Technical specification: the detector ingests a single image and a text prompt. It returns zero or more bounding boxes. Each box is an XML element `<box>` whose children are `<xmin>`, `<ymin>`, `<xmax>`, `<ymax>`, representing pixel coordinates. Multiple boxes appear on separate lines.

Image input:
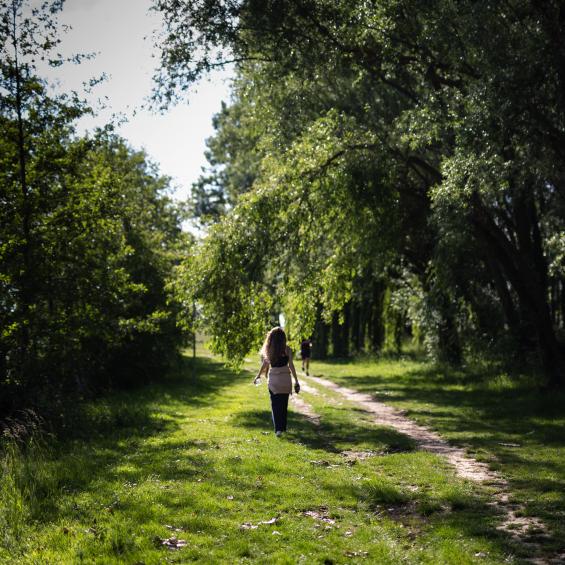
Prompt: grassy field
<box><xmin>311</xmin><ymin>355</ymin><xmax>565</xmax><ymax>557</ymax></box>
<box><xmin>1</xmin><ymin>350</ymin><xmax>562</xmax><ymax>564</ymax></box>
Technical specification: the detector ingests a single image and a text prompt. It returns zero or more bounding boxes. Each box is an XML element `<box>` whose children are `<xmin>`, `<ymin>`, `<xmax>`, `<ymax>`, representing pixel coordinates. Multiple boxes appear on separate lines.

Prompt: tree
<box><xmin>1</xmin><ymin>1</ymin><xmax>188</xmax><ymax>416</ymax></box>
<box><xmin>154</xmin><ymin>0</ymin><xmax>565</xmax><ymax>383</ymax></box>
<box><xmin>1</xmin><ymin>0</ymin><xmax>88</xmax><ymax>403</ymax></box>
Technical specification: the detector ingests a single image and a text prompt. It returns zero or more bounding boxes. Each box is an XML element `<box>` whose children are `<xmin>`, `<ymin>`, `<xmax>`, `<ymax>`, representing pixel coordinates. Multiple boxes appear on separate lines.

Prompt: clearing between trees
<box><xmin>2</xmin><ymin>352</ymin><xmax>564</xmax><ymax>564</ymax></box>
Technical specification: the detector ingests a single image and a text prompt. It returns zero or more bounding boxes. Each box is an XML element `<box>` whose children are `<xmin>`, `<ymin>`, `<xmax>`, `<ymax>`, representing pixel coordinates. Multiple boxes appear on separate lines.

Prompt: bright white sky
<box><xmin>47</xmin><ymin>0</ymin><xmax>233</xmax><ymax>201</ymax></box>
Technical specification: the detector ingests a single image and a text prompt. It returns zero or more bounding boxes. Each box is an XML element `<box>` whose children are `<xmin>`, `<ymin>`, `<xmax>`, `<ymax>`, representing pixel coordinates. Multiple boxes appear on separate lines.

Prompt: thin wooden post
<box><xmin>192</xmin><ymin>299</ymin><xmax>196</xmax><ymax>378</ymax></box>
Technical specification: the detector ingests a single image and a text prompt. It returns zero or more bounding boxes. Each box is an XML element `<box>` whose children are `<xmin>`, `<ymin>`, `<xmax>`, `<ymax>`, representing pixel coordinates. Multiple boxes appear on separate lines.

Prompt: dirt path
<box><xmin>290</xmin><ymin>392</ymin><xmax>321</xmax><ymax>426</ymax></box>
<box><xmin>305</xmin><ymin>374</ymin><xmax>561</xmax><ymax>564</ymax></box>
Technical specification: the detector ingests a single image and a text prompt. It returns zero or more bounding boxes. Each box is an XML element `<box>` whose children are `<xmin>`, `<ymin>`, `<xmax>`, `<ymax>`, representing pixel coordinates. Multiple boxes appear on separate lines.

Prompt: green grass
<box><xmin>311</xmin><ymin>355</ymin><xmax>565</xmax><ymax>558</ymax></box>
<box><xmin>0</xmin><ymin>350</ymin><xmax>553</xmax><ymax>564</ymax></box>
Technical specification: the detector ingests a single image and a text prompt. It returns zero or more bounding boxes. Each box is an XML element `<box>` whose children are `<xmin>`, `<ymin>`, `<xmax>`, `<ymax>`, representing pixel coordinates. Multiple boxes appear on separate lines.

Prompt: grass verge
<box><xmin>310</xmin><ymin>355</ymin><xmax>565</xmax><ymax>559</ymax></box>
<box><xmin>0</xmin><ymin>351</ymin><xmax>544</xmax><ymax>564</ymax></box>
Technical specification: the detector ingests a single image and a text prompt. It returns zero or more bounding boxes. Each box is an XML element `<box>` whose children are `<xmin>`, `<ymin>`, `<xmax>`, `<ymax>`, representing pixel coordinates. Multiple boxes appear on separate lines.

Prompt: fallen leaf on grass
<box><xmin>272</xmin><ymin>531</ymin><xmax>281</xmax><ymax>535</ymax></box>
<box><xmin>161</xmin><ymin>536</ymin><xmax>188</xmax><ymax>550</ymax></box>
<box><xmin>240</xmin><ymin>522</ymin><xmax>259</xmax><ymax>530</ymax></box>
<box><xmin>340</xmin><ymin>450</ymin><xmax>378</xmax><ymax>462</ymax></box>
<box><xmin>309</xmin><ymin>460</ymin><xmax>341</xmax><ymax>468</ymax></box>
<box><xmin>226</xmin><ymin>495</ymin><xmax>234</xmax><ymax>500</ymax></box>
<box><xmin>164</xmin><ymin>525</ymin><xmax>183</xmax><ymax>532</ymax></box>
<box><xmin>302</xmin><ymin>510</ymin><xmax>336</xmax><ymax>525</ymax></box>
<box><xmin>344</xmin><ymin>530</ymin><xmax>353</xmax><ymax>537</ymax></box>
<box><xmin>345</xmin><ymin>550</ymin><xmax>368</xmax><ymax>558</ymax></box>
<box><xmin>240</xmin><ymin>517</ymin><xmax>279</xmax><ymax>530</ymax></box>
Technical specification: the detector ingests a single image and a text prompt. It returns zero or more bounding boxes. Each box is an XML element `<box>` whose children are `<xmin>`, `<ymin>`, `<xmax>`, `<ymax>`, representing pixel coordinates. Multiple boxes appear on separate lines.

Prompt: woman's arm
<box><xmin>287</xmin><ymin>348</ymin><xmax>299</xmax><ymax>384</ymax></box>
<box><xmin>253</xmin><ymin>358</ymin><xmax>269</xmax><ymax>384</ymax></box>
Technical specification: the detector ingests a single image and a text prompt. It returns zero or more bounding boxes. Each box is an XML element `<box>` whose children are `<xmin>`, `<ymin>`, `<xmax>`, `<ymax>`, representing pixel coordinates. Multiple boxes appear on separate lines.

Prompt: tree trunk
<box><xmin>483</xmin><ymin>249</ymin><xmax>535</xmax><ymax>351</ymax></box>
<box><xmin>437</xmin><ymin>304</ymin><xmax>462</xmax><ymax>365</ymax></box>
<box><xmin>471</xmin><ymin>193</ymin><xmax>565</xmax><ymax>386</ymax></box>
<box><xmin>343</xmin><ymin>302</ymin><xmax>351</xmax><ymax>357</ymax></box>
<box><xmin>331</xmin><ymin>308</ymin><xmax>349</xmax><ymax>358</ymax></box>
<box><xmin>369</xmin><ymin>281</ymin><xmax>384</xmax><ymax>352</ymax></box>
<box><xmin>11</xmin><ymin>2</ymin><xmax>32</xmax><ymax>383</ymax></box>
<box><xmin>359</xmin><ymin>301</ymin><xmax>366</xmax><ymax>352</ymax></box>
<box><xmin>351</xmin><ymin>302</ymin><xmax>362</xmax><ymax>352</ymax></box>
<box><xmin>561</xmin><ymin>280</ymin><xmax>565</xmax><ymax>332</ymax></box>
<box><xmin>313</xmin><ymin>308</ymin><xmax>329</xmax><ymax>359</ymax></box>
<box><xmin>331</xmin><ymin>311</ymin><xmax>340</xmax><ymax>357</ymax></box>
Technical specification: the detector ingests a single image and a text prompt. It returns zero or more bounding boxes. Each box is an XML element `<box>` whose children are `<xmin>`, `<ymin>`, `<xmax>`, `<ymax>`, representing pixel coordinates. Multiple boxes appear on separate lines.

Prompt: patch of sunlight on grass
<box><xmin>313</xmin><ymin>354</ymin><xmax>565</xmax><ymax>559</ymax></box>
<box><xmin>0</xmin><ymin>353</ymin><xmax>539</xmax><ymax>563</ymax></box>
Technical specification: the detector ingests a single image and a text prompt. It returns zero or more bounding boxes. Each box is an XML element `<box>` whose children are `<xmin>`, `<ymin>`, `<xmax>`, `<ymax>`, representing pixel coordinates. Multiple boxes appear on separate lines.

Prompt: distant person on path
<box><xmin>253</xmin><ymin>327</ymin><xmax>300</xmax><ymax>437</ymax></box>
<box><xmin>300</xmin><ymin>338</ymin><xmax>312</xmax><ymax>375</ymax></box>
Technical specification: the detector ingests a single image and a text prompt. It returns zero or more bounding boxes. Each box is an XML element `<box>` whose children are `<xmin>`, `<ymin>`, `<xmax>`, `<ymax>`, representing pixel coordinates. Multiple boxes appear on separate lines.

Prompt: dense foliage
<box><xmin>0</xmin><ymin>0</ymin><xmax>188</xmax><ymax>418</ymax></box>
<box><xmin>155</xmin><ymin>0</ymin><xmax>565</xmax><ymax>384</ymax></box>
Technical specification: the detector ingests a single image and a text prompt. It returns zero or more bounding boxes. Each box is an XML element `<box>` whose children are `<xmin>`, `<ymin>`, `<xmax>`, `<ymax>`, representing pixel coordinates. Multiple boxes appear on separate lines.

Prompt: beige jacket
<box><xmin>267</xmin><ymin>348</ymin><xmax>293</xmax><ymax>394</ymax></box>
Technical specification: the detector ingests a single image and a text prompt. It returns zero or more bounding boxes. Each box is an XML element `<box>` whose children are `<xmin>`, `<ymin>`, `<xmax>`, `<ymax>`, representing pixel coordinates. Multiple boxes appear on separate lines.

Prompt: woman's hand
<box><xmin>253</xmin><ymin>376</ymin><xmax>261</xmax><ymax>385</ymax></box>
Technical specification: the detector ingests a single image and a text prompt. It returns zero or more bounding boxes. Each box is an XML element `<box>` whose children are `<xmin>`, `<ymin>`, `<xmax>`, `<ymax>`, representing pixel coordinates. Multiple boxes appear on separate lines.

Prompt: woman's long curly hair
<box><xmin>260</xmin><ymin>327</ymin><xmax>287</xmax><ymax>364</ymax></box>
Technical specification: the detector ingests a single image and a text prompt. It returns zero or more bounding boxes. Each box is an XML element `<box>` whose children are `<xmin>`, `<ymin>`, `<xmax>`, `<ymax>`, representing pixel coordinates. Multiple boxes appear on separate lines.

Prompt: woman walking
<box><xmin>253</xmin><ymin>327</ymin><xmax>300</xmax><ymax>437</ymax></box>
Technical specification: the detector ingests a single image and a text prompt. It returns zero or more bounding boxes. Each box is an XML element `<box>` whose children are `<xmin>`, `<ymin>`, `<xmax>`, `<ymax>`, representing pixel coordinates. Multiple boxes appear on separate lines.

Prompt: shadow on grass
<box><xmin>58</xmin><ymin>355</ymin><xmax>242</xmax><ymax>439</ymax></box>
<box><xmin>358</xmin><ymin>473</ymin><xmax>559</xmax><ymax>559</ymax></box>
<box><xmin>27</xmin><ymin>355</ymin><xmax>246</xmax><ymax>523</ymax></box>
<box><xmin>360</xmin><ymin>476</ymin><xmax>502</xmax><ymax>537</ymax></box>
<box><xmin>233</xmin><ymin>409</ymin><xmax>530</xmax><ymax>559</ymax></box>
<box><xmin>233</xmin><ymin>407</ymin><xmax>416</xmax><ymax>455</ymax></box>
<box><xmin>317</xmin><ymin>359</ymin><xmax>565</xmax><ymax>554</ymax></box>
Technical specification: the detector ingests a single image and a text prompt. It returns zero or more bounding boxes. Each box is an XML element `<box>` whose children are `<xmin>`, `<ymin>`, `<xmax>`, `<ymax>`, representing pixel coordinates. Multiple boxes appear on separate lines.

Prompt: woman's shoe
<box><xmin>275</xmin><ymin>431</ymin><xmax>283</xmax><ymax>437</ymax></box>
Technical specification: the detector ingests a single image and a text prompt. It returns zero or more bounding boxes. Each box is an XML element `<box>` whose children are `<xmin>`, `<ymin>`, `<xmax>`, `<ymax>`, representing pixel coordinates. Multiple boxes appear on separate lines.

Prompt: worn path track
<box><xmin>302</xmin><ymin>374</ymin><xmax>562</xmax><ymax>565</ymax></box>
<box><xmin>290</xmin><ymin>392</ymin><xmax>321</xmax><ymax>426</ymax></box>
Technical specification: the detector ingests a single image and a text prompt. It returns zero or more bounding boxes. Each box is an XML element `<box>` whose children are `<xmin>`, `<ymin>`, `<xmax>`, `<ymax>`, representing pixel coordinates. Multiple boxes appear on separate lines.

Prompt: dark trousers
<box><xmin>269</xmin><ymin>390</ymin><xmax>289</xmax><ymax>432</ymax></box>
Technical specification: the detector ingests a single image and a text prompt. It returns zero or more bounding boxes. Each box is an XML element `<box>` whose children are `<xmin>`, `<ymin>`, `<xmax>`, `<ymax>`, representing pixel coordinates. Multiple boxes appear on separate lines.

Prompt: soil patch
<box><xmin>340</xmin><ymin>449</ymin><xmax>379</xmax><ymax>463</ymax></box>
<box><xmin>291</xmin><ymin>394</ymin><xmax>321</xmax><ymax>426</ymax></box>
